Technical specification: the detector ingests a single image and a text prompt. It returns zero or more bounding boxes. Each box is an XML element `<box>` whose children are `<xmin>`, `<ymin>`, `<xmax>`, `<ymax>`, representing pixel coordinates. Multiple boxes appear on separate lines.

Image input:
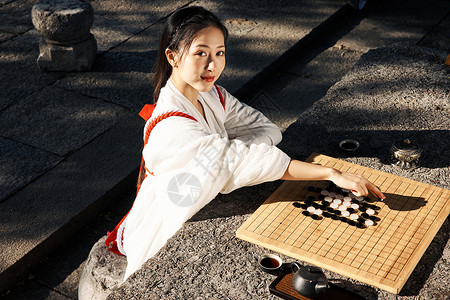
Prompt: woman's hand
<box><xmin>328</xmin><ymin>169</ymin><xmax>385</xmax><ymax>199</ymax></box>
<box><xmin>281</xmin><ymin>159</ymin><xmax>385</xmax><ymax>199</ymax></box>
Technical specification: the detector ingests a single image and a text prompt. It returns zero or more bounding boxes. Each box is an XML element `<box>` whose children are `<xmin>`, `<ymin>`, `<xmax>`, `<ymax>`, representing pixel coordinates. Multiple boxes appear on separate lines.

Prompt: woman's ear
<box><xmin>165</xmin><ymin>48</ymin><xmax>178</xmax><ymax>68</ymax></box>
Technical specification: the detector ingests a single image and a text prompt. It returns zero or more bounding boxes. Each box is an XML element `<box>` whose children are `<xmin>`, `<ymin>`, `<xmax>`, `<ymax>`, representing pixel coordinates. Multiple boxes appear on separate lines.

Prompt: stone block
<box><xmin>31</xmin><ymin>0</ymin><xmax>94</xmax><ymax>44</ymax></box>
<box><xmin>31</xmin><ymin>0</ymin><xmax>97</xmax><ymax>71</ymax></box>
<box><xmin>78</xmin><ymin>236</ymin><xmax>127</xmax><ymax>300</ymax></box>
<box><xmin>37</xmin><ymin>34</ymin><xmax>97</xmax><ymax>71</ymax></box>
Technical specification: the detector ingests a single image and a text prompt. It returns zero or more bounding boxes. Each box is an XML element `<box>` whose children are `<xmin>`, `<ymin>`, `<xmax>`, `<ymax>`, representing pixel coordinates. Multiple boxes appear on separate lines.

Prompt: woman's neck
<box><xmin>169</xmin><ymin>75</ymin><xmax>199</xmax><ymax>105</ymax></box>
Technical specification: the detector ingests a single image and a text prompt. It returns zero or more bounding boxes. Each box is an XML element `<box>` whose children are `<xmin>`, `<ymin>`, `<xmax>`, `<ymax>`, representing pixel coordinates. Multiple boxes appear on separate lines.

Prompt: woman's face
<box><xmin>168</xmin><ymin>26</ymin><xmax>226</xmax><ymax>99</ymax></box>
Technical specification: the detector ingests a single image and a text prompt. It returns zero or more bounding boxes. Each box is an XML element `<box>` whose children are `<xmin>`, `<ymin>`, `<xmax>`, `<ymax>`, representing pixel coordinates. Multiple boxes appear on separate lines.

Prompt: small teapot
<box><xmin>291</xmin><ymin>263</ymin><xmax>329</xmax><ymax>298</ymax></box>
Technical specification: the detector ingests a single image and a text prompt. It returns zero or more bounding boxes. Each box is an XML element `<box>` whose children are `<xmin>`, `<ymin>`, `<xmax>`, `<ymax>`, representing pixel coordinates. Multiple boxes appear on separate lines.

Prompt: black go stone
<box><xmin>339</xmin><ymin>217</ymin><xmax>348</xmax><ymax>222</ymax></box>
<box><xmin>334</xmin><ymin>210</ymin><xmax>342</xmax><ymax>216</ymax></box>
<box><xmin>300</xmin><ymin>204</ymin><xmax>308</xmax><ymax>209</ymax></box>
<box><xmin>331</xmin><ymin>215</ymin><xmax>339</xmax><ymax>220</ymax></box>
<box><xmin>312</xmin><ymin>203</ymin><xmax>320</xmax><ymax>209</ymax></box>
<box><xmin>356</xmin><ymin>223</ymin><xmax>366</xmax><ymax>229</ymax></box>
<box><xmin>359</xmin><ymin>206</ymin><xmax>367</xmax><ymax>212</ymax></box>
<box><xmin>323</xmin><ymin>212</ymin><xmax>331</xmax><ymax>218</ymax></box>
<box><xmin>321</xmin><ymin>201</ymin><xmax>329</xmax><ymax>207</ymax></box>
<box><xmin>348</xmin><ymin>208</ymin><xmax>355</xmax><ymax>214</ymax></box>
<box><xmin>318</xmin><ymin>194</ymin><xmax>325</xmax><ymax>200</ymax></box>
<box><xmin>327</xmin><ymin>207</ymin><xmax>335</xmax><ymax>212</ymax></box>
<box><xmin>293</xmin><ymin>202</ymin><xmax>302</xmax><ymax>208</ymax></box>
<box><xmin>307</xmin><ymin>186</ymin><xmax>315</xmax><ymax>192</ymax></box>
<box><xmin>307</xmin><ymin>195</ymin><xmax>315</xmax><ymax>201</ymax></box>
<box><xmin>351</xmin><ymin>199</ymin><xmax>360</xmax><ymax>204</ymax></box>
<box><xmin>348</xmin><ymin>220</ymin><xmax>357</xmax><ymax>226</ymax></box>
<box><xmin>361</xmin><ymin>213</ymin><xmax>370</xmax><ymax>219</ymax></box>
<box><xmin>311</xmin><ymin>214</ymin><xmax>321</xmax><ymax>220</ymax></box>
<box><xmin>302</xmin><ymin>211</ymin><xmax>310</xmax><ymax>216</ymax></box>
<box><xmin>369</xmin><ymin>216</ymin><xmax>380</xmax><ymax>221</ymax></box>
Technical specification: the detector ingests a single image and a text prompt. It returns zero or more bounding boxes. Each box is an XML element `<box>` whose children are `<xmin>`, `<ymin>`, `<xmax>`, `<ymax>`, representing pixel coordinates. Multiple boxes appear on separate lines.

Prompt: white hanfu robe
<box><xmin>122</xmin><ymin>80</ymin><xmax>291</xmax><ymax>280</ymax></box>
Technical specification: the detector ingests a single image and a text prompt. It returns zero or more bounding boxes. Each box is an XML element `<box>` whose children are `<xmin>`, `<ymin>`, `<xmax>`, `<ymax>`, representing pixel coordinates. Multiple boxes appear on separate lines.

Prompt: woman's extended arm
<box><xmin>281</xmin><ymin>159</ymin><xmax>385</xmax><ymax>199</ymax></box>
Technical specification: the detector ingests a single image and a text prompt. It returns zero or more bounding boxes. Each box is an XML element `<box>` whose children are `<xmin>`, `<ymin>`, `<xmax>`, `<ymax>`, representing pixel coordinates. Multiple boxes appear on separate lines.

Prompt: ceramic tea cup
<box><xmin>339</xmin><ymin>139</ymin><xmax>360</xmax><ymax>154</ymax></box>
<box><xmin>258</xmin><ymin>253</ymin><xmax>283</xmax><ymax>275</ymax></box>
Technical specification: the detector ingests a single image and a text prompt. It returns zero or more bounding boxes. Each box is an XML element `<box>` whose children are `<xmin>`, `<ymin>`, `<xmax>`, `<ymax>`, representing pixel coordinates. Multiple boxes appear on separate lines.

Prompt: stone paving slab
<box><xmin>56</xmin><ymin>51</ymin><xmax>155</xmax><ymax>111</ymax></box>
<box><xmin>197</xmin><ymin>0</ymin><xmax>342</xmax><ymax>93</ymax></box>
<box><xmin>91</xmin><ymin>0</ymin><xmax>189</xmax><ymax>24</ymax></box>
<box><xmin>283</xmin><ymin>46</ymin><xmax>362</xmax><ymax>84</ymax></box>
<box><xmin>250</xmin><ymin>76</ymin><xmax>331</xmax><ymax>132</ymax></box>
<box><xmin>418</xmin><ymin>10</ymin><xmax>450</xmax><ymax>52</ymax></box>
<box><xmin>323</xmin><ymin>0</ymin><xmax>450</xmax><ymax>52</ymax></box>
<box><xmin>91</xmin><ymin>0</ymin><xmax>190</xmax><ymax>53</ymax></box>
<box><xmin>0</xmin><ymin>111</ymin><xmax>143</xmax><ymax>292</ymax></box>
<box><xmin>104</xmin><ymin>43</ymin><xmax>449</xmax><ymax>300</ymax></box>
<box><xmin>0</xmin><ymin>86</ymin><xmax>129</xmax><ymax>156</ymax></box>
<box><xmin>0</xmin><ymin>136</ymin><xmax>62</xmax><ymax>203</ymax></box>
<box><xmin>110</xmin><ymin>20</ymin><xmax>164</xmax><ymax>61</ymax></box>
<box><xmin>0</xmin><ymin>31</ymin><xmax>15</xmax><ymax>43</ymax></box>
<box><xmin>0</xmin><ymin>0</ymin><xmax>35</xmax><ymax>35</ymax></box>
<box><xmin>0</xmin><ymin>30</ymin><xmax>66</xmax><ymax>108</ymax></box>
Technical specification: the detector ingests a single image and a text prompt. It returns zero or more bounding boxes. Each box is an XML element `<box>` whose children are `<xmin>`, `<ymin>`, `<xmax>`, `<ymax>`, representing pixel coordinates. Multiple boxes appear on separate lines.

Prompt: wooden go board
<box><xmin>236</xmin><ymin>153</ymin><xmax>450</xmax><ymax>294</ymax></box>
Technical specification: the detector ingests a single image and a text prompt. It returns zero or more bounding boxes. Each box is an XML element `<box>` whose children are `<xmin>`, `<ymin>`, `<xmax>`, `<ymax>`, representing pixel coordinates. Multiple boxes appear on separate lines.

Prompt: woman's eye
<box><xmin>196</xmin><ymin>51</ymin><xmax>206</xmax><ymax>56</ymax></box>
<box><xmin>217</xmin><ymin>51</ymin><xmax>225</xmax><ymax>56</ymax></box>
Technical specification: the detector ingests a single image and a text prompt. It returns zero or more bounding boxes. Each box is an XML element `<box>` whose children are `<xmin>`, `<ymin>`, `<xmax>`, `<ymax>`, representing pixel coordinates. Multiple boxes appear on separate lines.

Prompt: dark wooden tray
<box><xmin>269</xmin><ymin>272</ymin><xmax>364</xmax><ymax>300</ymax></box>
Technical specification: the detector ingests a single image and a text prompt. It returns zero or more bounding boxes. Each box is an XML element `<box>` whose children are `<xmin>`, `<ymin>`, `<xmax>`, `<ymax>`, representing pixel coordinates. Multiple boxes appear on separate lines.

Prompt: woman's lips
<box><xmin>201</xmin><ymin>76</ymin><xmax>215</xmax><ymax>82</ymax></box>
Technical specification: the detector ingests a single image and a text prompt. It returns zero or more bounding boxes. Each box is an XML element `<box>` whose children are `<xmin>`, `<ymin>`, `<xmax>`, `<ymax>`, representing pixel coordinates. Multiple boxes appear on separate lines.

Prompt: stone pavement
<box><xmin>1</xmin><ymin>0</ymin><xmax>449</xmax><ymax>298</ymax></box>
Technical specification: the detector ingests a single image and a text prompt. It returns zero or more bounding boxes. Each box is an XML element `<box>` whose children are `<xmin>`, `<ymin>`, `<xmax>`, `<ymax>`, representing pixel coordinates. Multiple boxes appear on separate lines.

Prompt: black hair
<box><xmin>152</xmin><ymin>6</ymin><xmax>228</xmax><ymax>101</ymax></box>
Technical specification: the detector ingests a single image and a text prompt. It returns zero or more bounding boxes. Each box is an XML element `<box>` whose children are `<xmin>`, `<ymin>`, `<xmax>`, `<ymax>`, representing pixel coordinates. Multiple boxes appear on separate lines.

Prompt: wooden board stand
<box><xmin>236</xmin><ymin>153</ymin><xmax>450</xmax><ymax>294</ymax></box>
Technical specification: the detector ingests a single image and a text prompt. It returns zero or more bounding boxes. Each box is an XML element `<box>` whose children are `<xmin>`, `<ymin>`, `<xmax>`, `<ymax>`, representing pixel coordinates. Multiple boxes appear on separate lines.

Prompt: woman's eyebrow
<box><xmin>194</xmin><ymin>44</ymin><xmax>225</xmax><ymax>49</ymax></box>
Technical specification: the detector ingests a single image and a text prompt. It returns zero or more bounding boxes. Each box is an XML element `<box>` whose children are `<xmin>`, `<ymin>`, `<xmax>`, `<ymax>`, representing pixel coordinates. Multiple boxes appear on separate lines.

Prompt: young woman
<box><xmin>110</xmin><ymin>6</ymin><xmax>385</xmax><ymax>280</ymax></box>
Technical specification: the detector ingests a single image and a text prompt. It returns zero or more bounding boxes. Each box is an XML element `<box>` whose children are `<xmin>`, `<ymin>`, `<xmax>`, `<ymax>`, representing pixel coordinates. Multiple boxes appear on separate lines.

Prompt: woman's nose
<box><xmin>206</xmin><ymin>58</ymin><xmax>215</xmax><ymax>71</ymax></box>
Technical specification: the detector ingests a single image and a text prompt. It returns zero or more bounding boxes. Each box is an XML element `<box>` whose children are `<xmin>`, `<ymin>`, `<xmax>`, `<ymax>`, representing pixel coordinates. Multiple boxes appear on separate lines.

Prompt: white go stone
<box><xmin>321</xmin><ymin>190</ymin><xmax>329</xmax><ymax>196</ymax></box>
<box><xmin>330</xmin><ymin>203</ymin><xmax>339</xmax><ymax>209</ymax></box>
<box><xmin>366</xmin><ymin>208</ymin><xmax>375</xmax><ymax>215</ymax></box>
<box><xmin>307</xmin><ymin>206</ymin><xmax>316</xmax><ymax>213</ymax></box>
<box><xmin>343</xmin><ymin>196</ymin><xmax>352</xmax><ymax>202</ymax></box>
<box><xmin>365</xmin><ymin>220</ymin><xmax>374</xmax><ymax>226</ymax></box>
<box><xmin>338</xmin><ymin>205</ymin><xmax>347</xmax><ymax>211</ymax></box>
<box><xmin>343</xmin><ymin>201</ymin><xmax>351</xmax><ymax>207</ymax></box>
<box><xmin>341</xmin><ymin>211</ymin><xmax>350</xmax><ymax>217</ymax></box>
<box><xmin>351</xmin><ymin>203</ymin><xmax>359</xmax><ymax>210</ymax></box>
<box><xmin>314</xmin><ymin>209</ymin><xmax>323</xmax><ymax>215</ymax></box>
<box><xmin>350</xmin><ymin>214</ymin><xmax>359</xmax><ymax>220</ymax></box>
<box><xmin>324</xmin><ymin>196</ymin><xmax>333</xmax><ymax>202</ymax></box>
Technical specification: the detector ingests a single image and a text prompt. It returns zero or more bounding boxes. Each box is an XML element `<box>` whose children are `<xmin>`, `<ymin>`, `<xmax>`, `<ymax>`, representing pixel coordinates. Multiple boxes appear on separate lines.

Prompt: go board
<box><xmin>236</xmin><ymin>153</ymin><xmax>450</xmax><ymax>294</ymax></box>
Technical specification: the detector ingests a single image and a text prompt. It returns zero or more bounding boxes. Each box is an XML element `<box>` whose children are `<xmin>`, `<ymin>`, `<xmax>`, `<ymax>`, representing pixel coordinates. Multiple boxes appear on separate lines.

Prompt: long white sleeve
<box><xmin>220</xmin><ymin>86</ymin><xmax>283</xmax><ymax>146</ymax></box>
<box><xmin>122</xmin><ymin>116</ymin><xmax>290</xmax><ymax>279</ymax></box>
